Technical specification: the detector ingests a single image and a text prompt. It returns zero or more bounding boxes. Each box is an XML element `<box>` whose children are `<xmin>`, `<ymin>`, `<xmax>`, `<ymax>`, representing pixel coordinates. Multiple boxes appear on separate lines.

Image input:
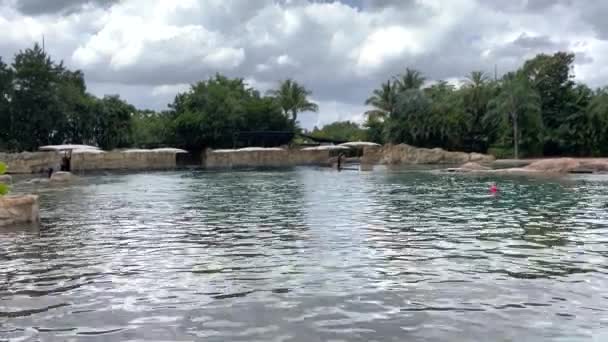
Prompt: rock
<box><xmin>0</xmin><ymin>151</ymin><xmax>61</xmax><ymax>174</ymax></box>
<box><xmin>579</xmin><ymin>159</ymin><xmax>608</xmax><ymax>172</ymax></box>
<box><xmin>470</xmin><ymin>152</ymin><xmax>495</xmax><ymax>163</ymax></box>
<box><xmin>377</xmin><ymin>144</ymin><xmax>492</xmax><ymax>165</ymax></box>
<box><xmin>50</xmin><ymin>171</ymin><xmax>74</xmax><ymax>182</ymax></box>
<box><xmin>26</xmin><ymin>178</ymin><xmax>50</xmax><ymax>185</ymax></box>
<box><xmin>523</xmin><ymin>158</ymin><xmax>580</xmax><ymax>173</ymax></box>
<box><xmin>360</xmin><ymin>163</ymin><xmax>374</xmax><ymax>171</ymax></box>
<box><xmin>445</xmin><ymin>162</ymin><xmax>491</xmax><ymax>173</ymax></box>
<box><xmin>0</xmin><ymin>175</ymin><xmax>12</xmax><ymax>184</ymax></box>
<box><xmin>0</xmin><ymin>195</ymin><xmax>39</xmax><ymax>227</ymax></box>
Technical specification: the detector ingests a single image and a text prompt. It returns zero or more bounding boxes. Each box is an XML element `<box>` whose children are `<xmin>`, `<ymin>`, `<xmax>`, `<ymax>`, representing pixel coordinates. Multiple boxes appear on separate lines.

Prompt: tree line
<box><xmin>361</xmin><ymin>52</ymin><xmax>608</xmax><ymax>158</ymax></box>
<box><xmin>0</xmin><ymin>44</ymin><xmax>318</xmax><ymax>152</ymax></box>
<box><xmin>2</xmin><ymin>43</ymin><xmax>608</xmax><ymax>158</ymax></box>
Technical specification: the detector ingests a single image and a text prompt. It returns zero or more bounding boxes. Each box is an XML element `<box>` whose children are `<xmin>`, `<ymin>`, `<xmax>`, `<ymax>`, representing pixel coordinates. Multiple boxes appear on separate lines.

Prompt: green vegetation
<box><xmin>365</xmin><ymin>52</ymin><xmax>608</xmax><ymax>158</ymax></box>
<box><xmin>2</xmin><ymin>43</ymin><xmax>608</xmax><ymax>158</ymax></box>
<box><xmin>310</xmin><ymin>121</ymin><xmax>367</xmax><ymax>142</ymax></box>
<box><xmin>266</xmin><ymin>79</ymin><xmax>319</xmax><ymax>126</ymax></box>
<box><xmin>0</xmin><ymin>44</ymin><xmax>314</xmax><ymax>152</ymax></box>
<box><xmin>0</xmin><ymin>162</ymin><xmax>9</xmax><ymax>196</ymax></box>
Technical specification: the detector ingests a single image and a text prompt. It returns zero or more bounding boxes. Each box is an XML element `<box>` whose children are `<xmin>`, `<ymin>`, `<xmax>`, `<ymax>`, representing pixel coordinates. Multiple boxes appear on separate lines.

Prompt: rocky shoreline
<box><xmin>448</xmin><ymin>158</ymin><xmax>608</xmax><ymax>174</ymax></box>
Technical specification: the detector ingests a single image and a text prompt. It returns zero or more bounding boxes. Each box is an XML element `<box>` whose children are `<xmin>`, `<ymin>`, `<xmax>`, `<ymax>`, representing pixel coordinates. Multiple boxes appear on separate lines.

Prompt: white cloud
<box><xmin>1</xmin><ymin>0</ymin><xmax>608</xmax><ymax>129</ymax></box>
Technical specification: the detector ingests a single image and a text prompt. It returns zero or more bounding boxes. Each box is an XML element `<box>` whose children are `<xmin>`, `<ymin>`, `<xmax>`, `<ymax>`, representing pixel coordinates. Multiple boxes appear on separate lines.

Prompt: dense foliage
<box><xmin>364</xmin><ymin>52</ymin><xmax>608</xmax><ymax>157</ymax></box>
<box><xmin>0</xmin><ymin>44</ymin><xmax>137</xmax><ymax>151</ymax></box>
<box><xmin>0</xmin><ymin>162</ymin><xmax>8</xmax><ymax>195</ymax></box>
<box><xmin>0</xmin><ymin>45</ymin><xmax>316</xmax><ymax>152</ymax></box>
<box><xmin>3</xmin><ymin>43</ymin><xmax>608</xmax><ymax>158</ymax></box>
<box><xmin>310</xmin><ymin>121</ymin><xmax>367</xmax><ymax>142</ymax></box>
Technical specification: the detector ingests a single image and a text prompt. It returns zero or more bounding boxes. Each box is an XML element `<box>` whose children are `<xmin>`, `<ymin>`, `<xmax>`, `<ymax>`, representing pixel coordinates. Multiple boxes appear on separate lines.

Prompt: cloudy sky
<box><xmin>1</xmin><ymin>0</ymin><xmax>607</xmax><ymax>128</ymax></box>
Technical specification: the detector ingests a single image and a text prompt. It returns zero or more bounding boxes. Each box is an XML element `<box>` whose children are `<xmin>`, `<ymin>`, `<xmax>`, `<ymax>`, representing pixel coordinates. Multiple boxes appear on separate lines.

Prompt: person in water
<box><xmin>337</xmin><ymin>153</ymin><xmax>344</xmax><ymax>171</ymax></box>
<box><xmin>490</xmin><ymin>183</ymin><xmax>498</xmax><ymax>194</ymax></box>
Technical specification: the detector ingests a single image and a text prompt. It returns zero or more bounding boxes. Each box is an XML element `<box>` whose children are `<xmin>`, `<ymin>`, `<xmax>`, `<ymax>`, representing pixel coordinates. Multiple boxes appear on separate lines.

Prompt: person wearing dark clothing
<box><xmin>48</xmin><ymin>167</ymin><xmax>54</xmax><ymax>178</ymax></box>
<box><xmin>60</xmin><ymin>150</ymin><xmax>72</xmax><ymax>172</ymax></box>
<box><xmin>337</xmin><ymin>153</ymin><xmax>344</xmax><ymax>171</ymax></box>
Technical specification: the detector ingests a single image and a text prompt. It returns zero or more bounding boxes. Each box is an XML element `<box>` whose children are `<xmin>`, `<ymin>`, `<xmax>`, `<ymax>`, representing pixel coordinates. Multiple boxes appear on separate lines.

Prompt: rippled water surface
<box><xmin>2</xmin><ymin>167</ymin><xmax>608</xmax><ymax>341</ymax></box>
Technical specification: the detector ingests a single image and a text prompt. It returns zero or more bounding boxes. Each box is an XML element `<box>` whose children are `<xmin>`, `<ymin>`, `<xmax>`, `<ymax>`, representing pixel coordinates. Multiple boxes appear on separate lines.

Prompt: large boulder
<box><xmin>523</xmin><ymin>158</ymin><xmax>580</xmax><ymax>173</ymax></box>
<box><xmin>0</xmin><ymin>174</ymin><xmax>11</xmax><ymax>184</ymax></box>
<box><xmin>0</xmin><ymin>195</ymin><xmax>39</xmax><ymax>227</ymax></box>
<box><xmin>579</xmin><ymin>159</ymin><xmax>608</xmax><ymax>172</ymax></box>
<box><xmin>378</xmin><ymin>144</ymin><xmax>492</xmax><ymax>165</ymax></box>
<box><xmin>470</xmin><ymin>152</ymin><xmax>495</xmax><ymax>164</ymax></box>
<box><xmin>50</xmin><ymin>171</ymin><xmax>74</xmax><ymax>182</ymax></box>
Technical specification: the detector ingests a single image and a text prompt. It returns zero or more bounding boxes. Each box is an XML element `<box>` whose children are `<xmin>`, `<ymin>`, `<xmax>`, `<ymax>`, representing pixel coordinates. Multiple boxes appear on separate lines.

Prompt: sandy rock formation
<box><xmin>0</xmin><ymin>195</ymin><xmax>39</xmax><ymax>227</ymax></box>
<box><xmin>578</xmin><ymin>159</ymin><xmax>608</xmax><ymax>172</ymax></box>
<box><xmin>0</xmin><ymin>151</ymin><xmax>60</xmax><ymax>174</ymax></box>
<box><xmin>523</xmin><ymin>158</ymin><xmax>581</xmax><ymax>173</ymax></box>
<box><xmin>373</xmin><ymin>144</ymin><xmax>494</xmax><ymax>165</ymax></box>
<box><xmin>50</xmin><ymin>171</ymin><xmax>74</xmax><ymax>182</ymax></box>
<box><xmin>446</xmin><ymin>162</ymin><xmax>491</xmax><ymax>172</ymax></box>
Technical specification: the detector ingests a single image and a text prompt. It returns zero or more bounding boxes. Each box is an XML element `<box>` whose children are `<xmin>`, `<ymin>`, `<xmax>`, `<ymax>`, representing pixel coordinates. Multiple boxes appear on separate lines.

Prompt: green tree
<box><xmin>311</xmin><ymin>121</ymin><xmax>367</xmax><ymax>142</ymax></box>
<box><xmin>394</xmin><ymin>68</ymin><xmax>425</xmax><ymax>92</ymax></box>
<box><xmin>11</xmin><ymin>43</ymin><xmax>65</xmax><ymax>150</ymax></box>
<box><xmin>94</xmin><ymin>95</ymin><xmax>135</xmax><ymax>150</ymax></box>
<box><xmin>385</xmin><ymin>89</ymin><xmax>432</xmax><ymax>145</ymax></box>
<box><xmin>521</xmin><ymin>52</ymin><xmax>576</xmax><ymax>154</ymax></box>
<box><xmin>0</xmin><ymin>58</ymin><xmax>12</xmax><ymax>149</ymax></box>
<box><xmin>267</xmin><ymin>79</ymin><xmax>319</xmax><ymax>126</ymax></box>
<box><xmin>170</xmin><ymin>74</ymin><xmax>292</xmax><ymax>149</ymax></box>
<box><xmin>461</xmin><ymin>71</ymin><xmax>496</xmax><ymax>151</ymax></box>
<box><xmin>364</xmin><ymin>80</ymin><xmax>398</xmax><ymax>120</ymax></box>
<box><xmin>59</xmin><ymin>70</ymin><xmax>98</xmax><ymax>145</ymax></box>
<box><xmin>425</xmin><ymin>81</ymin><xmax>468</xmax><ymax>149</ymax></box>
<box><xmin>487</xmin><ymin>73</ymin><xmax>542</xmax><ymax>159</ymax></box>
<box><xmin>131</xmin><ymin>110</ymin><xmax>173</xmax><ymax>147</ymax></box>
<box><xmin>582</xmin><ymin>87</ymin><xmax>608</xmax><ymax>155</ymax></box>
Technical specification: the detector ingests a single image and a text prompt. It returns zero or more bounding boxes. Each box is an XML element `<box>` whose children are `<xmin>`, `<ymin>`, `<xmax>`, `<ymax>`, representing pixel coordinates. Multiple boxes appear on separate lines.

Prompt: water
<box><xmin>1</xmin><ymin>167</ymin><xmax>608</xmax><ymax>341</ymax></box>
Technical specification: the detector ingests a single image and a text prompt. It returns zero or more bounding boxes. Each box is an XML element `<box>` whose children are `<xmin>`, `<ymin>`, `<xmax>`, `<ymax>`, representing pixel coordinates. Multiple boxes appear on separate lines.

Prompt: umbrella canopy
<box><xmin>40</xmin><ymin>144</ymin><xmax>101</xmax><ymax>151</ymax></box>
<box><xmin>339</xmin><ymin>141</ymin><xmax>381</xmax><ymax>147</ymax></box>
<box><xmin>152</xmin><ymin>148</ymin><xmax>188</xmax><ymax>153</ymax></box>
<box><xmin>301</xmin><ymin>145</ymin><xmax>351</xmax><ymax>151</ymax></box>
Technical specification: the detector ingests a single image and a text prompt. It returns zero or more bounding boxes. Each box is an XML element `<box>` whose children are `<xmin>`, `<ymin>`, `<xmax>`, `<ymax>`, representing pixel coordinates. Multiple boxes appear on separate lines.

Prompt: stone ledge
<box><xmin>0</xmin><ymin>195</ymin><xmax>40</xmax><ymax>227</ymax></box>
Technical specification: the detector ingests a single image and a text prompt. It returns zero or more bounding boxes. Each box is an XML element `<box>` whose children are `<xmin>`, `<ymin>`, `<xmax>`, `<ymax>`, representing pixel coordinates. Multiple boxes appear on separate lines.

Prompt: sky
<box><xmin>1</xmin><ymin>0</ymin><xmax>608</xmax><ymax>129</ymax></box>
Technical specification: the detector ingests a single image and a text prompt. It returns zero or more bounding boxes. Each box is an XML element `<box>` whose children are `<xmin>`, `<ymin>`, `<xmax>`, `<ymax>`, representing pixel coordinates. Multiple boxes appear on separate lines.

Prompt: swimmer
<box><xmin>489</xmin><ymin>183</ymin><xmax>498</xmax><ymax>194</ymax></box>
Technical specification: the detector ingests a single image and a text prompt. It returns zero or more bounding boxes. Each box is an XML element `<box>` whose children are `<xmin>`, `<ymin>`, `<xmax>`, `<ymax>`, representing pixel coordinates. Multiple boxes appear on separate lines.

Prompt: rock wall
<box><xmin>363</xmin><ymin>144</ymin><xmax>495</xmax><ymax>165</ymax></box>
<box><xmin>204</xmin><ymin>149</ymin><xmax>332</xmax><ymax>169</ymax></box>
<box><xmin>0</xmin><ymin>151</ymin><xmax>178</xmax><ymax>174</ymax></box>
<box><xmin>0</xmin><ymin>152</ymin><xmax>61</xmax><ymax>174</ymax></box>
<box><xmin>0</xmin><ymin>195</ymin><xmax>39</xmax><ymax>227</ymax></box>
<box><xmin>71</xmin><ymin>151</ymin><xmax>177</xmax><ymax>172</ymax></box>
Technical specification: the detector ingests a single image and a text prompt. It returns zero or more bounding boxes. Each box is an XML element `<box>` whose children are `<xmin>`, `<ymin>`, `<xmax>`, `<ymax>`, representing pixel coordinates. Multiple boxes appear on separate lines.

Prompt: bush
<box><xmin>0</xmin><ymin>162</ymin><xmax>8</xmax><ymax>196</ymax></box>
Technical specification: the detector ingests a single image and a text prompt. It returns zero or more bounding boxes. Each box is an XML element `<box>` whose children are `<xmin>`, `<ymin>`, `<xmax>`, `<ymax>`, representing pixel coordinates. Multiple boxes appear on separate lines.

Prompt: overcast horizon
<box><xmin>1</xmin><ymin>0</ymin><xmax>607</xmax><ymax>129</ymax></box>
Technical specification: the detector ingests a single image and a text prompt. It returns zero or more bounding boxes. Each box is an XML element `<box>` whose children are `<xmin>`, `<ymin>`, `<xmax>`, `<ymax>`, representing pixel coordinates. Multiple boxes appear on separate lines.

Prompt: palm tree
<box><xmin>394</xmin><ymin>68</ymin><xmax>425</xmax><ymax>92</ymax></box>
<box><xmin>487</xmin><ymin>73</ymin><xmax>541</xmax><ymax>159</ymax></box>
<box><xmin>267</xmin><ymin>79</ymin><xmax>318</xmax><ymax>126</ymax></box>
<box><xmin>364</xmin><ymin>80</ymin><xmax>398</xmax><ymax>120</ymax></box>
<box><xmin>464</xmin><ymin>71</ymin><xmax>489</xmax><ymax>88</ymax></box>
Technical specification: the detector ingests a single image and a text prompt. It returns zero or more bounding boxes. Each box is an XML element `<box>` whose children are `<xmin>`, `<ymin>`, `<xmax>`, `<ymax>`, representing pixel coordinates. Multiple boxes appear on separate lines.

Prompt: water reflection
<box><xmin>1</xmin><ymin>169</ymin><xmax>608</xmax><ymax>341</ymax></box>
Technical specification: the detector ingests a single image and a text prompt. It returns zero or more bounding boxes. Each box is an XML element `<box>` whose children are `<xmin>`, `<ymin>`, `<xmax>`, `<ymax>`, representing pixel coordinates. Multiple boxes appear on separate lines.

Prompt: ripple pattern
<box><xmin>1</xmin><ymin>168</ymin><xmax>608</xmax><ymax>341</ymax></box>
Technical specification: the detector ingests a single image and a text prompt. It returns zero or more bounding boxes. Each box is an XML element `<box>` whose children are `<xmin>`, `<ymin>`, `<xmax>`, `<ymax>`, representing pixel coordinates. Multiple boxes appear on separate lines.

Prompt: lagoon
<box><xmin>1</xmin><ymin>167</ymin><xmax>608</xmax><ymax>341</ymax></box>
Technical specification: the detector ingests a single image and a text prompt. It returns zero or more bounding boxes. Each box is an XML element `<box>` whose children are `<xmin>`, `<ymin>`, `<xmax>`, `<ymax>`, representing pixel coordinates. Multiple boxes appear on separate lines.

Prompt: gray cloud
<box><xmin>1</xmin><ymin>0</ymin><xmax>607</xmax><ymax>128</ymax></box>
<box><xmin>14</xmin><ymin>0</ymin><xmax>118</xmax><ymax>15</ymax></box>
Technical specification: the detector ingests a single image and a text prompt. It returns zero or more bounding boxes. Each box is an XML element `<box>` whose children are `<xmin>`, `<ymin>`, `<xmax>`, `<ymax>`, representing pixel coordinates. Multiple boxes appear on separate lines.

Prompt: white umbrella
<box><xmin>152</xmin><ymin>148</ymin><xmax>189</xmax><ymax>153</ymax></box>
<box><xmin>301</xmin><ymin>145</ymin><xmax>351</xmax><ymax>151</ymax></box>
<box><xmin>339</xmin><ymin>141</ymin><xmax>381</xmax><ymax>147</ymax></box>
<box><xmin>40</xmin><ymin>144</ymin><xmax>101</xmax><ymax>151</ymax></box>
